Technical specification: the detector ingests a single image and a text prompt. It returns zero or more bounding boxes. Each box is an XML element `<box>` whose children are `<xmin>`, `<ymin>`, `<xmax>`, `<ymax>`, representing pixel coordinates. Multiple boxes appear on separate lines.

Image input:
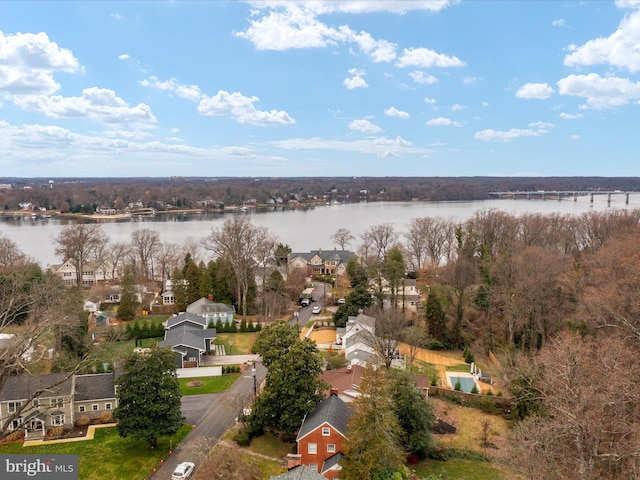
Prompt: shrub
<box><xmin>48</xmin><ymin>426</ymin><xmax>64</xmax><ymax>437</ymax></box>
<box><xmin>233</xmin><ymin>430</ymin><xmax>251</xmax><ymax>447</ymax></box>
<box><xmin>75</xmin><ymin>415</ymin><xmax>91</xmax><ymax>427</ymax></box>
<box><xmin>470</xmin><ymin>384</ymin><xmax>479</xmax><ymax>394</ymax></box>
<box><xmin>99</xmin><ymin>412</ymin><xmax>114</xmax><ymax>424</ymax></box>
<box><xmin>427</xmin><ymin>339</ymin><xmax>445</xmax><ymax>350</ymax></box>
<box><xmin>430</xmin><ymin>376</ymin><xmax>438</xmax><ymax>387</ymax></box>
<box><xmin>325</xmin><ymin>354</ymin><xmax>346</xmax><ymax>370</ymax></box>
<box><xmin>462</xmin><ymin>346</ymin><xmax>475</xmax><ymax>364</ymax></box>
<box><xmin>454</xmin><ymin>380</ymin><xmax>462</xmax><ymax>391</ymax></box>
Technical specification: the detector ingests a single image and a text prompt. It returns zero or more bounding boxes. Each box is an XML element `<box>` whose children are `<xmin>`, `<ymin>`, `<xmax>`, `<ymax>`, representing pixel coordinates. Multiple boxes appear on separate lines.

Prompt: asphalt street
<box><xmin>151</xmin><ymin>360</ymin><xmax>267</xmax><ymax>479</ymax></box>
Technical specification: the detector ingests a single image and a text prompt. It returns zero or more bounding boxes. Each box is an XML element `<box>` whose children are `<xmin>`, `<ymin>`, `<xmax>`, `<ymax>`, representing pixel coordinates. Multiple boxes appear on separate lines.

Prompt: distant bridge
<box><xmin>488</xmin><ymin>190</ymin><xmax>640</xmax><ymax>205</ymax></box>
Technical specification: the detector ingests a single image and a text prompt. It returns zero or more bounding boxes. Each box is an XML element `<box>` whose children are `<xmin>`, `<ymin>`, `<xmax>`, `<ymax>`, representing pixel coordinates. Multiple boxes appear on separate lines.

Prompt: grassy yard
<box><xmin>215</xmin><ymin>332</ymin><xmax>258</xmax><ymax>355</ymax></box>
<box><xmin>179</xmin><ymin>374</ymin><xmax>241</xmax><ymax>395</ymax></box>
<box><xmin>92</xmin><ymin>337</ymin><xmax>162</xmax><ymax>366</ymax></box>
<box><xmin>414</xmin><ymin>457</ymin><xmax>515</xmax><ymax>480</ymax></box>
<box><xmin>0</xmin><ymin>424</ymin><xmax>192</xmax><ymax>480</ymax></box>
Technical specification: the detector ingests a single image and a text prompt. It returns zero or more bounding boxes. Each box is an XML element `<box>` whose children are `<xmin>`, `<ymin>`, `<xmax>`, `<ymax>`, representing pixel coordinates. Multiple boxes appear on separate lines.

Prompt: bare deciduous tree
<box><xmin>331</xmin><ymin>228</ymin><xmax>355</xmax><ymax>249</ymax></box>
<box><xmin>202</xmin><ymin>215</ymin><xmax>270</xmax><ymax>318</ymax></box>
<box><xmin>54</xmin><ymin>224</ymin><xmax>106</xmax><ymax>288</ymax></box>
<box><xmin>507</xmin><ymin>332</ymin><xmax>640</xmax><ymax>480</ymax></box>
<box><xmin>130</xmin><ymin>228</ymin><xmax>161</xmax><ymax>280</ymax></box>
<box><xmin>0</xmin><ymin>235</ymin><xmax>27</xmax><ymax>272</ymax></box>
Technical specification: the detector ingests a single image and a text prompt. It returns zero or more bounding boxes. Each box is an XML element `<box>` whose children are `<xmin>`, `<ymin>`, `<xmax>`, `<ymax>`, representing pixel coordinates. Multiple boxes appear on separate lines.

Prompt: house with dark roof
<box><xmin>270</xmin><ymin>465</ymin><xmax>325</xmax><ymax>480</ymax></box>
<box><xmin>295</xmin><ymin>393</ymin><xmax>353</xmax><ymax>479</ymax></box>
<box><xmin>159</xmin><ymin>312</ymin><xmax>216</xmax><ymax>368</ymax></box>
<box><xmin>0</xmin><ymin>372</ymin><xmax>119</xmax><ymax>439</ymax></box>
<box><xmin>288</xmin><ymin>249</ymin><xmax>356</xmax><ymax>277</ymax></box>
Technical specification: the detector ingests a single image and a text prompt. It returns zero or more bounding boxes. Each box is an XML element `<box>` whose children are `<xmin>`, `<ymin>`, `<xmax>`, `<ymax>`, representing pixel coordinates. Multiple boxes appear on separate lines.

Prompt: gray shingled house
<box><xmin>0</xmin><ymin>372</ymin><xmax>120</xmax><ymax>439</ymax></box>
<box><xmin>158</xmin><ymin>312</ymin><xmax>216</xmax><ymax>368</ymax></box>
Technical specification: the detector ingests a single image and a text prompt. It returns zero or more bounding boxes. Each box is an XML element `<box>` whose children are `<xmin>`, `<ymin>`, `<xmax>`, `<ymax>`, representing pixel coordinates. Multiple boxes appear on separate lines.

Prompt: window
<box><xmin>32</xmin><ymin>399</ymin><xmax>40</xmax><ymax>408</ymax></box>
<box><xmin>105</xmin><ymin>403</ymin><xmax>112</xmax><ymax>410</ymax></box>
<box><xmin>50</xmin><ymin>397</ymin><xmax>63</xmax><ymax>408</ymax></box>
<box><xmin>308</xmin><ymin>464</ymin><xmax>318</xmax><ymax>471</ymax></box>
<box><xmin>78</xmin><ymin>405</ymin><xmax>86</xmax><ymax>413</ymax></box>
<box><xmin>307</xmin><ymin>443</ymin><xmax>317</xmax><ymax>454</ymax></box>
<box><xmin>51</xmin><ymin>414</ymin><xmax>65</xmax><ymax>426</ymax></box>
<box><xmin>10</xmin><ymin>418</ymin><xmax>23</xmax><ymax>430</ymax></box>
<box><xmin>322</xmin><ymin>427</ymin><xmax>330</xmax><ymax>436</ymax></box>
<box><xmin>327</xmin><ymin>444</ymin><xmax>336</xmax><ymax>453</ymax></box>
<box><xmin>8</xmin><ymin>401</ymin><xmax>22</xmax><ymax>413</ymax></box>
<box><xmin>92</xmin><ymin>404</ymin><xmax>99</xmax><ymax>411</ymax></box>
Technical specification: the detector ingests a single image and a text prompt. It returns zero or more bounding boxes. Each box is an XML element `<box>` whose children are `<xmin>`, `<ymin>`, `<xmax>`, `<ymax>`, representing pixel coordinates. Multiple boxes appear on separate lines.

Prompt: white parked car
<box><xmin>312</xmin><ymin>306</ymin><xmax>322</xmax><ymax>314</ymax></box>
<box><xmin>171</xmin><ymin>462</ymin><xmax>195</xmax><ymax>480</ymax></box>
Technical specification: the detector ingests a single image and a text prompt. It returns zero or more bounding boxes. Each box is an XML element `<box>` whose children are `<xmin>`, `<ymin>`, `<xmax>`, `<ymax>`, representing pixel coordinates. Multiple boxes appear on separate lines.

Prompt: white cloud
<box><xmin>349</xmin><ymin>118</ymin><xmax>382</xmax><ymax>133</ymax></box>
<box><xmin>557</xmin><ymin>73</ymin><xmax>640</xmax><ymax>108</ymax></box>
<box><xmin>552</xmin><ymin>18</ymin><xmax>566</xmax><ymax>27</ymax></box>
<box><xmin>569</xmin><ymin>134</ymin><xmax>580</xmax><ymax>140</ymax></box>
<box><xmin>564</xmin><ymin>9</ymin><xmax>640</xmax><ymax>72</ymax></box>
<box><xmin>140</xmin><ymin>76</ymin><xmax>203</xmax><ymax>101</ymax></box>
<box><xmin>343</xmin><ymin>68</ymin><xmax>368</xmax><ymax>89</ymax></box>
<box><xmin>269</xmin><ymin>134</ymin><xmax>429</xmax><ymax>158</ymax></box>
<box><xmin>528</xmin><ymin>121</ymin><xmax>554</xmax><ymax>132</ymax></box>
<box><xmin>424</xmin><ymin>96</ymin><xmax>436</xmax><ymax>104</ymax></box>
<box><xmin>450</xmin><ymin>104</ymin><xmax>466</xmax><ymax>111</ymax></box>
<box><xmin>615</xmin><ymin>1</ymin><xmax>640</xmax><ymax>10</ymax></box>
<box><xmin>559</xmin><ymin>112</ymin><xmax>583</xmax><ymax>119</ymax></box>
<box><xmin>197</xmin><ymin>90</ymin><xmax>296</xmax><ymax>126</ymax></box>
<box><xmin>474</xmin><ymin>128</ymin><xmax>541</xmax><ymax>141</ymax></box>
<box><xmin>350</xmin><ymin>30</ymin><xmax>397</xmax><ymax>63</ymax></box>
<box><xmin>118</xmin><ymin>53</ymin><xmax>130</xmax><ymax>60</ymax></box>
<box><xmin>12</xmin><ymin>87</ymin><xmax>157</xmax><ymax>126</ymax></box>
<box><xmin>475</xmin><ymin>122</ymin><xmax>552</xmax><ymax>142</ymax></box>
<box><xmin>396</xmin><ymin>47</ymin><xmax>465</xmax><ymax>68</ymax></box>
<box><xmin>516</xmin><ymin>83</ymin><xmax>554</xmax><ymax>99</ymax></box>
<box><xmin>426</xmin><ymin>117</ymin><xmax>463</xmax><ymax>127</ymax></box>
<box><xmin>409</xmin><ymin>71</ymin><xmax>438</xmax><ymax>84</ymax></box>
<box><xmin>110</xmin><ymin>12</ymin><xmax>124</xmax><ymax>21</ymax></box>
<box><xmin>384</xmin><ymin>106</ymin><xmax>410</xmax><ymax>119</ymax></box>
<box><xmin>0</xmin><ymin>31</ymin><xmax>80</xmax><ymax>95</ymax></box>
<box><xmin>462</xmin><ymin>76</ymin><xmax>480</xmax><ymax>85</ymax></box>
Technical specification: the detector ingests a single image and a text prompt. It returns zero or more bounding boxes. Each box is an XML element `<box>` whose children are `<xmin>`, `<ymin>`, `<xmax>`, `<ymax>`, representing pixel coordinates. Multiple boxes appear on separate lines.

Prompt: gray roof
<box><xmin>74</xmin><ymin>372</ymin><xmax>122</xmax><ymax>401</ymax></box>
<box><xmin>270</xmin><ymin>465</ymin><xmax>325</xmax><ymax>480</ymax></box>
<box><xmin>321</xmin><ymin>452</ymin><xmax>344</xmax><ymax>473</ymax></box>
<box><xmin>290</xmin><ymin>249</ymin><xmax>355</xmax><ymax>265</ymax></box>
<box><xmin>296</xmin><ymin>393</ymin><xmax>353</xmax><ymax>442</ymax></box>
<box><xmin>187</xmin><ymin>297</ymin><xmax>235</xmax><ymax>316</ymax></box>
<box><xmin>159</xmin><ymin>324</ymin><xmax>216</xmax><ymax>351</ymax></box>
<box><xmin>0</xmin><ymin>373</ymin><xmax>74</xmax><ymax>401</ymax></box>
<box><xmin>165</xmin><ymin>312</ymin><xmax>208</xmax><ymax>329</ymax></box>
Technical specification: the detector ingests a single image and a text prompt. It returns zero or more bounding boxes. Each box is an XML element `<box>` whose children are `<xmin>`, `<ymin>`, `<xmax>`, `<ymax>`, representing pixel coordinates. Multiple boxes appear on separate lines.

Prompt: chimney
<box><xmin>329</xmin><ymin>389</ymin><xmax>339</xmax><ymax>396</ymax></box>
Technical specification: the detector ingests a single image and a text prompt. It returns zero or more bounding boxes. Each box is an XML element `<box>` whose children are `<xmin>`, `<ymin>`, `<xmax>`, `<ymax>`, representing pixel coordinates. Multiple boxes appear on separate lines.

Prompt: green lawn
<box><xmin>0</xmin><ymin>425</ymin><xmax>191</xmax><ymax>480</ymax></box>
<box><xmin>179</xmin><ymin>374</ymin><xmax>241</xmax><ymax>395</ymax></box>
<box><xmin>215</xmin><ymin>332</ymin><xmax>258</xmax><ymax>355</ymax></box>
<box><xmin>92</xmin><ymin>337</ymin><xmax>161</xmax><ymax>366</ymax></box>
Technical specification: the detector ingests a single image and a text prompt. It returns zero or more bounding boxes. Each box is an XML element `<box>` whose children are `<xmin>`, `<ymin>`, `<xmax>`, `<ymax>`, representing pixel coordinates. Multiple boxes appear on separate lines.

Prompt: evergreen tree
<box><xmin>425</xmin><ymin>289</ymin><xmax>446</xmax><ymax>344</ymax></box>
<box><xmin>252</xmin><ymin>320</ymin><xmax>299</xmax><ymax>367</ymax></box>
<box><xmin>390</xmin><ymin>370</ymin><xmax>436</xmax><ymax>459</ymax></box>
<box><xmin>341</xmin><ymin>367</ymin><xmax>406</xmax><ymax>480</ymax></box>
<box><xmin>249</xmin><ymin>337</ymin><xmax>327</xmax><ymax>437</ymax></box>
<box><xmin>117</xmin><ymin>266</ymin><xmax>138</xmax><ymax>321</ymax></box>
<box><xmin>114</xmin><ymin>347</ymin><xmax>184</xmax><ymax>448</ymax></box>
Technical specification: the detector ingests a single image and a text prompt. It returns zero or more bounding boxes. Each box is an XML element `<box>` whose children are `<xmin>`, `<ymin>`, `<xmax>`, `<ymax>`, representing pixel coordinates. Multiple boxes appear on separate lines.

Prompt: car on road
<box><xmin>312</xmin><ymin>306</ymin><xmax>322</xmax><ymax>314</ymax></box>
<box><xmin>337</xmin><ymin>298</ymin><xmax>346</xmax><ymax>304</ymax></box>
<box><xmin>171</xmin><ymin>462</ymin><xmax>195</xmax><ymax>480</ymax></box>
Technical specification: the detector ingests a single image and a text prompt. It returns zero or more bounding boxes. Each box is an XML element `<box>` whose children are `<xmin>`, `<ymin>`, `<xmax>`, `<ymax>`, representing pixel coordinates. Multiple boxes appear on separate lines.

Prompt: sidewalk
<box><xmin>23</xmin><ymin>423</ymin><xmax>117</xmax><ymax>447</ymax></box>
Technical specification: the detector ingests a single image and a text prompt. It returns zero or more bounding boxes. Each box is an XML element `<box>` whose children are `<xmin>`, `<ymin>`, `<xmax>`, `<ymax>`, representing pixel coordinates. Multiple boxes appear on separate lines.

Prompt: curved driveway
<box><xmin>151</xmin><ymin>358</ymin><xmax>267</xmax><ymax>479</ymax></box>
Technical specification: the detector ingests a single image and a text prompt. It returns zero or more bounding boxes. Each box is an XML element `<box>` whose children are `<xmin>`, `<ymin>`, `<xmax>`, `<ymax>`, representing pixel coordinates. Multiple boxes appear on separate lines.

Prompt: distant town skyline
<box><xmin>1</xmin><ymin>0</ymin><xmax>639</xmax><ymax>178</ymax></box>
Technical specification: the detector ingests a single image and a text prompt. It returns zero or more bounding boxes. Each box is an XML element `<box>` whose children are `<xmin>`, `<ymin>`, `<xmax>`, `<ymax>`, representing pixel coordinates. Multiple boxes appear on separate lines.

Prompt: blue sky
<box><xmin>1</xmin><ymin>0</ymin><xmax>639</xmax><ymax>178</ymax></box>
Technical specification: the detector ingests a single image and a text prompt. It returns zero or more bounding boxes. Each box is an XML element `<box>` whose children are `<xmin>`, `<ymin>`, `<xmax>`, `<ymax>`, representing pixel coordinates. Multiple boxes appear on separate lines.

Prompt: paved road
<box><xmin>151</xmin><ymin>360</ymin><xmax>267</xmax><ymax>479</ymax></box>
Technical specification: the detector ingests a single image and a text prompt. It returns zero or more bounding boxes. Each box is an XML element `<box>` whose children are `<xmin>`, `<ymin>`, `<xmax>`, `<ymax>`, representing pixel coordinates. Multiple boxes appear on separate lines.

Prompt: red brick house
<box><xmin>295</xmin><ymin>393</ymin><xmax>353</xmax><ymax>479</ymax></box>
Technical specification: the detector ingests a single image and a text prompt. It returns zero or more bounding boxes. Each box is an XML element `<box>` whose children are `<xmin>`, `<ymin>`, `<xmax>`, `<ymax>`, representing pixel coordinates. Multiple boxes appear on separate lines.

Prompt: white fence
<box><xmin>177</xmin><ymin>366</ymin><xmax>222</xmax><ymax>378</ymax></box>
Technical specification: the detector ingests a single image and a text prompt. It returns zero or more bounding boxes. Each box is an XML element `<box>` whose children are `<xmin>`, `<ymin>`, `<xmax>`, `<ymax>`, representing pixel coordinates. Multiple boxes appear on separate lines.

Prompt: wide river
<box><xmin>2</xmin><ymin>195</ymin><xmax>639</xmax><ymax>267</ymax></box>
